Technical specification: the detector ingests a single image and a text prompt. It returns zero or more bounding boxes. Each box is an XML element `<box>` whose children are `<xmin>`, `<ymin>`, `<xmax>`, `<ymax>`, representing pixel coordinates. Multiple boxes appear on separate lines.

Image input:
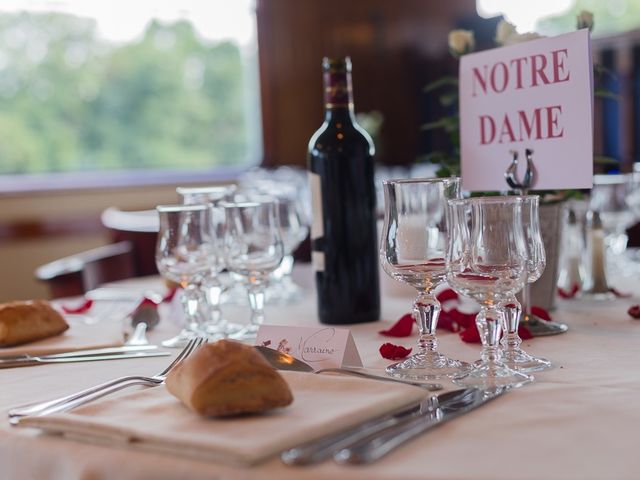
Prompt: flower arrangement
<box><xmin>421</xmin><ymin>10</ymin><xmax>612</xmax><ymax>188</ymax></box>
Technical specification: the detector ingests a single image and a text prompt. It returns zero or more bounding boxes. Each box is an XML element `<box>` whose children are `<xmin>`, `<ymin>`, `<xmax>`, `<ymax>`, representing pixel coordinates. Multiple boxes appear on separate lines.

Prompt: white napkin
<box><xmin>18</xmin><ymin>371</ymin><xmax>427</xmax><ymax>466</ymax></box>
<box><xmin>0</xmin><ymin>315</ymin><xmax>124</xmax><ymax>357</ymax></box>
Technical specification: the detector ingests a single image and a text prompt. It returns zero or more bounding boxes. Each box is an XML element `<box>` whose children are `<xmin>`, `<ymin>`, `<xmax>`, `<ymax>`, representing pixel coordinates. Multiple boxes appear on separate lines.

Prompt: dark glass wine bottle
<box><xmin>307</xmin><ymin>57</ymin><xmax>380</xmax><ymax>324</ymax></box>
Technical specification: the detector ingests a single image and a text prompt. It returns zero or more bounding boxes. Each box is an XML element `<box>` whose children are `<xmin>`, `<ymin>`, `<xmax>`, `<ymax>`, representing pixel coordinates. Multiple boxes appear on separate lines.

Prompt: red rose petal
<box><xmin>61</xmin><ymin>299</ymin><xmax>93</xmax><ymax>314</ymax></box>
<box><xmin>162</xmin><ymin>287</ymin><xmax>179</xmax><ymax>303</ymax></box>
<box><xmin>531</xmin><ymin>306</ymin><xmax>552</xmax><ymax>321</ymax></box>
<box><xmin>459</xmin><ymin>324</ymin><xmax>481</xmax><ymax>343</ymax></box>
<box><xmin>558</xmin><ymin>283</ymin><xmax>580</xmax><ymax>299</ymax></box>
<box><xmin>379</xmin><ymin>343</ymin><xmax>413</xmax><ymax>360</ymax></box>
<box><xmin>610</xmin><ymin>288</ymin><xmax>632</xmax><ymax>298</ymax></box>
<box><xmin>436</xmin><ymin>288</ymin><xmax>459</xmax><ymax>304</ymax></box>
<box><xmin>628</xmin><ymin>305</ymin><xmax>640</xmax><ymax>319</ymax></box>
<box><xmin>379</xmin><ymin>313</ymin><xmax>414</xmax><ymax>337</ymax></box>
<box><xmin>518</xmin><ymin>325</ymin><xmax>534</xmax><ymax>340</ymax></box>
<box><xmin>439</xmin><ymin>308</ymin><xmax>477</xmax><ymax>332</ymax></box>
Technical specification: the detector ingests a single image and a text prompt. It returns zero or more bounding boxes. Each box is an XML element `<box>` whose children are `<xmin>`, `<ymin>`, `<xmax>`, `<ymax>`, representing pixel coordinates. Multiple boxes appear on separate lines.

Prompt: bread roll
<box><xmin>166</xmin><ymin>340</ymin><xmax>293</xmax><ymax>417</ymax></box>
<box><xmin>0</xmin><ymin>300</ymin><xmax>69</xmax><ymax>347</ymax></box>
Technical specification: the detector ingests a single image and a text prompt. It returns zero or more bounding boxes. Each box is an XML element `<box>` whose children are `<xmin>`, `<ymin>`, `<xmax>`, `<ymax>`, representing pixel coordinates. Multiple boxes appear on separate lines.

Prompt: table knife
<box><xmin>0</xmin><ymin>345</ymin><xmax>158</xmax><ymax>362</ymax></box>
<box><xmin>280</xmin><ymin>388</ymin><xmax>475</xmax><ymax>466</ymax></box>
<box><xmin>0</xmin><ymin>350</ymin><xmax>170</xmax><ymax>368</ymax></box>
<box><xmin>334</xmin><ymin>386</ymin><xmax>508</xmax><ymax>464</ymax></box>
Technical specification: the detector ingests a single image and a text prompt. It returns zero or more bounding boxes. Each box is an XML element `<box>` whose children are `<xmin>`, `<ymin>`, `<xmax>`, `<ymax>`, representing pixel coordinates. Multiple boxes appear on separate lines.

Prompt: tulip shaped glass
<box><xmin>446</xmin><ymin>196</ymin><xmax>533</xmax><ymax>389</ymax></box>
<box><xmin>380</xmin><ymin>177</ymin><xmax>471</xmax><ymax>380</ymax></box>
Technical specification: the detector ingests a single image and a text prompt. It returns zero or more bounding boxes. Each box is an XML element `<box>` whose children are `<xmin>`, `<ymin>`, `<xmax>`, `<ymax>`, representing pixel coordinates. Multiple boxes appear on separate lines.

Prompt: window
<box><xmin>0</xmin><ymin>0</ymin><xmax>261</xmax><ymax>179</ymax></box>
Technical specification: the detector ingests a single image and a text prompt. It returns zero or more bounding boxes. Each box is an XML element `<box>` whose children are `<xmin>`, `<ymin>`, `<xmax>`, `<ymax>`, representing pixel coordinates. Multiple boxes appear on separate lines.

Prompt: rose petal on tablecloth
<box><xmin>628</xmin><ymin>305</ymin><xmax>640</xmax><ymax>319</ymax></box>
<box><xmin>379</xmin><ymin>342</ymin><xmax>412</xmax><ymax>360</ymax></box>
<box><xmin>378</xmin><ymin>313</ymin><xmax>414</xmax><ymax>337</ymax></box>
<box><xmin>61</xmin><ymin>299</ymin><xmax>94</xmax><ymax>314</ymax></box>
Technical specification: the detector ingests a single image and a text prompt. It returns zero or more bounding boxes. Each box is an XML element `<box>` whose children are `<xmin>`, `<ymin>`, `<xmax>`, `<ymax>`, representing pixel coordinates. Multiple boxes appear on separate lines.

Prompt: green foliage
<box><xmin>0</xmin><ymin>13</ymin><xmax>250</xmax><ymax>174</ymax></box>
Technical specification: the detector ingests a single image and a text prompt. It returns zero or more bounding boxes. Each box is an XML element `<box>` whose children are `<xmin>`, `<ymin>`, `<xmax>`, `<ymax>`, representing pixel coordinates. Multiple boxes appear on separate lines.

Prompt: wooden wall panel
<box><xmin>256</xmin><ymin>0</ymin><xmax>479</xmax><ymax>168</ymax></box>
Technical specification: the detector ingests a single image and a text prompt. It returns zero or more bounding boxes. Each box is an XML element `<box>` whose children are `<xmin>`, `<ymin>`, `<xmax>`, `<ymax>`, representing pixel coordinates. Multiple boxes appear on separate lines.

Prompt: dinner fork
<box><xmin>8</xmin><ymin>336</ymin><xmax>206</xmax><ymax>424</ymax></box>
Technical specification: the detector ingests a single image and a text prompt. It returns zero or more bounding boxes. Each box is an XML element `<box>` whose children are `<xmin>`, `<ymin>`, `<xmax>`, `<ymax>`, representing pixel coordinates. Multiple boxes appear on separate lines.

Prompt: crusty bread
<box><xmin>0</xmin><ymin>300</ymin><xmax>69</xmax><ymax>347</ymax></box>
<box><xmin>166</xmin><ymin>340</ymin><xmax>293</xmax><ymax>417</ymax></box>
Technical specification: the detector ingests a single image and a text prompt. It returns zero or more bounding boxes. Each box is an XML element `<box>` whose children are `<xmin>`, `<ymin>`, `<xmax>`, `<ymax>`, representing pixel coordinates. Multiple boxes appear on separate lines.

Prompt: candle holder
<box><xmin>504</xmin><ymin>148</ymin><xmax>568</xmax><ymax>337</ymax></box>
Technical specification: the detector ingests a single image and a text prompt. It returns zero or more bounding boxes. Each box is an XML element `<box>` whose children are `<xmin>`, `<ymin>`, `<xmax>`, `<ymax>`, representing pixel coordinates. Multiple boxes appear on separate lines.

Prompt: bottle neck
<box><xmin>323</xmin><ymin>69</ymin><xmax>355</xmax><ymax>122</ymax></box>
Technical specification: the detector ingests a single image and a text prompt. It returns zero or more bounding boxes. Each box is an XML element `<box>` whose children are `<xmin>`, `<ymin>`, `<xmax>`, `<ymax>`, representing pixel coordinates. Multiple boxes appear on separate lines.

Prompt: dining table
<box><xmin>1</xmin><ymin>264</ymin><xmax>640</xmax><ymax>480</ymax></box>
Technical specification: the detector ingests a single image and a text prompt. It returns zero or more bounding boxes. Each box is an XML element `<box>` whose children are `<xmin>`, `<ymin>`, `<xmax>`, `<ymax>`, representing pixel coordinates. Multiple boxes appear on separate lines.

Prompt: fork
<box><xmin>8</xmin><ymin>336</ymin><xmax>206</xmax><ymax>424</ymax></box>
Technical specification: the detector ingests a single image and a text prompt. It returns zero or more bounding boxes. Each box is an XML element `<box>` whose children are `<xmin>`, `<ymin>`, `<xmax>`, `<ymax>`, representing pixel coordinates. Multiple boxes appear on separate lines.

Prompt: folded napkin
<box><xmin>0</xmin><ymin>315</ymin><xmax>124</xmax><ymax>357</ymax></box>
<box><xmin>18</xmin><ymin>371</ymin><xmax>427</xmax><ymax>466</ymax></box>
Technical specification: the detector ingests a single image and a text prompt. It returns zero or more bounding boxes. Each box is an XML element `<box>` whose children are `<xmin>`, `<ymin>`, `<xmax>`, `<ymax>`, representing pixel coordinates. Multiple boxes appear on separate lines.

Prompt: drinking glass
<box><xmin>156</xmin><ymin>204</ymin><xmax>214</xmax><ymax>347</ymax></box>
<box><xmin>177</xmin><ymin>184</ymin><xmax>241</xmax><ymax>335</ymax></box>
<box><xmin>380</xmin><ymin>177</ymin><xmax>471</xmax><ymax>380</ymax></box>
<box><xmin>223</xmin><ymin>200</ymin><xmax>284</xmax><ymax>339</ymax></box>
<box><xmin>446</xmin><ymin>196</ymin><xmax>533</xmax><ymax>388</ymax></box>
<box><xmin>269</xmin><ymin>196</ymin><xmax>309</xmax><ymax>303</ymax></box>
<box><xmin>500</xmin><ymin>195</ymin><xmax>552</xmax><ymax>372</ymax></box>
<box><xmin>590</xmin><ymin>174</ymin><xmax>636</xmax><ymax>256</ymax></box>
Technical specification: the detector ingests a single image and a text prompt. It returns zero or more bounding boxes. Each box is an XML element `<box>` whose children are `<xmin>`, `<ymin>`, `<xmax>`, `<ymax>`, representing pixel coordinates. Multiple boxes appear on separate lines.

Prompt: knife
<box><xmin>280</xmin><ymin>388</ymin><xmax>475</xmax><ymax>466</ymax></box>
<box><xmin>0</xmin><ymin>345</ymin><xmax>159</xmax><ymax>362</ymax></box>
<box><xmin>0</xmin><ymin>350</ymin><xmax>170</xmax><ymax>368</ymax></box>
<box><xmin>334</xmin><ymin>386</ymin><xmax>508</xmax><ymax>464</ymax></box>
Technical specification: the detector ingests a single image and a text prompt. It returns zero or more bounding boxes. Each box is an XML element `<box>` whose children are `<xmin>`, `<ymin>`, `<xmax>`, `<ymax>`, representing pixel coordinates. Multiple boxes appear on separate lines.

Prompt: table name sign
<box><xmin>459</xmin><ymin>29</ymin><xmax>593</xmax><ymax>191</ymax></box>
<box><xmin>255</xmin><ymin>325</ymin><xmax>363</xmax><ymax>370</ymax></box>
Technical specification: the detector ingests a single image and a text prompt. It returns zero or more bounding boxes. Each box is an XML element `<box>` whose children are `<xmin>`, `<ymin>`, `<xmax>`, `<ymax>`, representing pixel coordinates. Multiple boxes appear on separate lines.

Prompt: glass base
<box><xmin>161</xmin><ymin>329</ymin><xmax>197</xmax><ymax>348</ymax></box>
<box><xmin>386</xmin><ymin>351</ymin><xmax>472</xmax><ymax>380</ymax></box>
<box><xmin>502</xmin><ymin>348</ymin><xmax>552</xmax><ymax>373</ymax></box>
<box><xmin>228</xmin><ymin>323</ymin><xmax>260</xmax><ymax>342</ymax></box>
<box><xmin>452</xmin><ymin>360</ymin><xmax>533</xmax><ymax>389</ymax></box>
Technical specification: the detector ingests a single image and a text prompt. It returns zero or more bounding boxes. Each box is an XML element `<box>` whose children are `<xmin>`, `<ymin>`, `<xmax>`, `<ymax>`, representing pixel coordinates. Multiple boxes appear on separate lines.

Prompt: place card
<box><xmin>459</xmin><ymin>29</ymin><xmax>593</xmax><ymax>191</ymax></box>
<box><xmin>255</xmin><ymin>325</ymin><xmax>363</xmax><ymax>370</ymax></box>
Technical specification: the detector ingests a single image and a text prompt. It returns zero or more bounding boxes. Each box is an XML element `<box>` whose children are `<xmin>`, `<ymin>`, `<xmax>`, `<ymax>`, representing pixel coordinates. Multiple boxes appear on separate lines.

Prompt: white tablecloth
<box><xmin>1</xmin><ymin>267</ymin><xmax>640</xmax><ymax>480</ymax></box>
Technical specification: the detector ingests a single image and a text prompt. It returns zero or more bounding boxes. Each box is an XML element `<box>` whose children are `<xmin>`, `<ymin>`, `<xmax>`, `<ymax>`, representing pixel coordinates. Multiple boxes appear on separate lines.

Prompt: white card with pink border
<box><xmin>459</xmin><ymin>29</ymin><xmax>593</xmax><ymax>191</ymax></box>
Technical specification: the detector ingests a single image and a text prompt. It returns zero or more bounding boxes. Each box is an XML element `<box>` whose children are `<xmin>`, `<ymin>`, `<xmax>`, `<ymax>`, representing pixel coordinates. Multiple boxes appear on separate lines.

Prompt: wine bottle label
<box><xmin>308</xmin><ymin>171</ymin><xmax>325</xmax><ymax>272</ymax></box>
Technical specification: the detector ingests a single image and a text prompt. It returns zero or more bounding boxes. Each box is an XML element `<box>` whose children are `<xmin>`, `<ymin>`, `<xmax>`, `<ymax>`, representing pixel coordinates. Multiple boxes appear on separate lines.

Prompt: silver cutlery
<box><xmin>281</xmin><ymin>388</ymin><xmax>473</xmax><ymax>466</ymax></box>
<box><xmin>255</xmin><ymin>345</ymin><xmax>443</xmax><ymax>391</ymax></box>
<box><xmin>0</xmin><ymin>350</ymin><xmax>170</xmax><ymax>369</ymax></box>
<box><xmin>8</xmin><ymin>337</ymin><xmax>206</xmax><ymax>424</ymax></box>
<box><xmin>334</xmin><ymin>386</ymin><xmax>509</xmax><ymax>464</ymax></box>
<box><xmin>0</xmin><ymin>345</ymin><xmax>158</xmax><ymax>362</ymax></box>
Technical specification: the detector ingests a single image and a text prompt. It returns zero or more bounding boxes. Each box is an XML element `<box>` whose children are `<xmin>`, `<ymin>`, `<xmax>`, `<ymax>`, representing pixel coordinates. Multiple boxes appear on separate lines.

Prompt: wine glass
<box><xmin>446</xmin><ymin>196</ymin><xmax>533</xmax><ymax>389</ymax></box>
<box><xmin>223</xmin><ymin>200</ymin><xmax>284</xmax><ymax>340</ymax></box>
<box><xmin>500</xmin><ymin>195</ymin><xmax>552</xmax><ymax>372</ymax></box>
<box><xmin>155</xmin><ymin>204</ymin><xmax>214</xmax><ymax>347</ymax></box>
<box><xmin>177</xmin><ymin>184</ymin><xmax>241</xmax><ymax>335</ymax></box>
<box><xmin>380</xmin><ymin>177</ymin><xmax>471</xmax><ymax>380</ymax></box>
<box><xmin>268</xmin><ymin>195</ymin><xmax>309</xmax><ymax>303</ymax></box>
<box><xmin>590</xmin><ymin>174</ymin><xmax>636</xmax><ymax>256</ymax></box>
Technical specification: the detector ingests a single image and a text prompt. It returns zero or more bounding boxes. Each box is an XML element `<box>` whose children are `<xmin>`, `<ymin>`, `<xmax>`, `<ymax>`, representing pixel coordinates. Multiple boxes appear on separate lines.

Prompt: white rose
<box><xmin>495</xmin><ymin>19</ymin><xmax>517</xmax><ymax>45</ymax></box>
<box><xmin>448</xmin><ymin>30</ymin><xmax>474</xmax><ymax>56</ymax></box>
<box><xmin>577</xmin><ymin>10</ymin><xmax>594</xmax><ymax>31</ymax></box>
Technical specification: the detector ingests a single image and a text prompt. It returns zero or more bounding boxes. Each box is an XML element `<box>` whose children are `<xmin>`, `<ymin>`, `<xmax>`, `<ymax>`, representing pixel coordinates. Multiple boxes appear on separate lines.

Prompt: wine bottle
<box><xmin>307</xmin><ymin>57</ymin><xmax>380</xmax><ymax>324</ymax></box>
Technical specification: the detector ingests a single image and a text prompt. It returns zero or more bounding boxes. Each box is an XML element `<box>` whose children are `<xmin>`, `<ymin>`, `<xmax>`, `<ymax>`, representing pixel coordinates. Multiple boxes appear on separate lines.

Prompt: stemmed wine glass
<box><xmin>500</xmin><ymin>195</ymin><xmax>552</xmax><ymax>372</ymax></box>
<box><xmin>223</xmin><ymin>200</ymin><xmax>284</xmax><ymax>340</ymax></box>
<box><xmin>269</xmin><ymin>195</ymin><xmax>309</xmax><ymax>303</ymax></box>
<box><xmin>155</xmin><ymin>204</ymin><xmax>214</xmax><ymax>347</ymax></box>
<box><xmin>380</xmin><ymin>177</ymin><xmax>471</xmax><ymax>380</ymax></box>
<box><xmin>177</xmin><ymin>184</ymin><xmax>241</xmax><ymax>336</ymax></box>
<box><xmin>446</xmin><ymin>196</ymin><xmax>533</xmax><ymax>388</ymax></box>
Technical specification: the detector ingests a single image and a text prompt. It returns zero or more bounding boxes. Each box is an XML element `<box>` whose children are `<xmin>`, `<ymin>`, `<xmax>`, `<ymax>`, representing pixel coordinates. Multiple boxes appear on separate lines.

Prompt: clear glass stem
<box><xmin>477</xmin><ymin>306</ymin><xmax>503</xmax><ymax>364</ymax></box>
<box><xmin>501</xmin><ymin>299</ymin><xmax>522</xmax><ymax>351</ymax></box>
<box><xmin>205</xmin><ymin>279</ymin><xmax>224</xmax><ymax>325</ymax></box>
<box><xmin>247</xmin><ymin>281</ymin><xmax>266</xmax><ymax>327</ymax></box>
<box><xmin>181</xmin><ymin>284</ymin><xmax>202</xmax><ymax>331</ymax></box>
<box><xmin>414</xmin><ymin>292</ymin><xmax>440</xmax><ymax>354</ymax></box>
<box><xmin>521</xmin><ymin>282</ymin><xmax>532</xmax><ymax>319</ymax></box>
